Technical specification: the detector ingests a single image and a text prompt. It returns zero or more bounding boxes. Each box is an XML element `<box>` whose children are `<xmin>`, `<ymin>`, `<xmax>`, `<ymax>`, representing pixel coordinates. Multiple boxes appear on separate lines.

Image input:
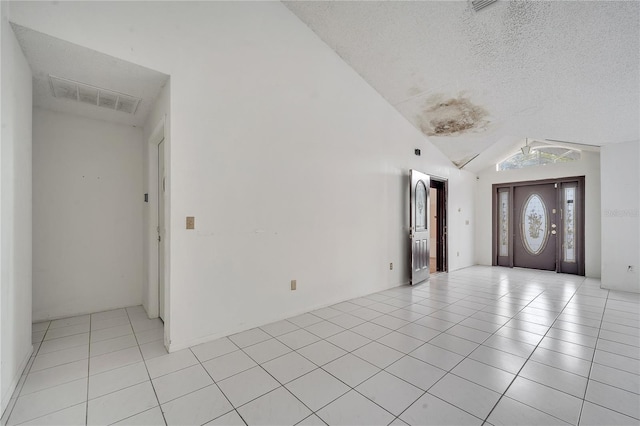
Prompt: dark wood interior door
<box><xmin>431</xmin><ymin>179</ymin><xmax>447</xmax><ymax>273</ymax></box>
<box><xmin>513</xmin><ymin>183</ymin><xmax>558</xmax><ymax>271</ymax></box>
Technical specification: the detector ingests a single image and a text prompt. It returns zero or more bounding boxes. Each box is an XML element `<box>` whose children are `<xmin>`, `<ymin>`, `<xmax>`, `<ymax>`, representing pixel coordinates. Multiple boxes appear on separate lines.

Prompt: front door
<box><xmin>410</xmin><ymin>170</ymin><xmax>430</xmax><ymax>284</ymax></box>
<box><xmin>494</xmin><ymin>177</ymin><xmax>585</xmax><ymax>275</ymax></box>
<box><xmin>513</xmin><ymin>183</ymin><xmax>558</xmax><ymax>270</ymax></box>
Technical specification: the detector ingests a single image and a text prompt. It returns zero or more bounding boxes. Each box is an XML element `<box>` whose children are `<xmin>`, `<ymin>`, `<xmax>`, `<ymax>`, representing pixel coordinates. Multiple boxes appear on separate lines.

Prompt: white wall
<box><xmin>142</xmin><ymin>81</ymin><xmax>170</xmax><ymax>325</ymax></box>
<box><xmin>475</xmin><ymin>151</ymin><xmax>601</xmax><ymax>278</ymax></box>
<box><xmin>601</xmin><ymin>141</ymin><xmax>639</xmax><ymax>292</ymax></box>
<box><xmin>32</xmin><ymin>108</ymin><xmax>144</xmax><ymax>320</ymax></box>
<box><xmin>10</xmin><ymin>2</ymin><xmax>476</xmax><ymax>351</ymax></box>
<box><xmin>1</xmin><ymin>5</ymin><xmax>33</xmax><ymax>413</ymax></box>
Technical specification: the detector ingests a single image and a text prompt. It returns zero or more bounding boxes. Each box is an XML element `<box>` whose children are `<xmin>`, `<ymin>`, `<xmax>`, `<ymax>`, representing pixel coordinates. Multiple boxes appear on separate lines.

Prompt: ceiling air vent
<box><xmin>472</xmin><ymin>0</ymin><xmax>497</xmax><ymax>12</ymax></box>
<box><xmin>49</xmin><ymin>75</ymin><xmax>141</xmax><ymax>114</ymax></box>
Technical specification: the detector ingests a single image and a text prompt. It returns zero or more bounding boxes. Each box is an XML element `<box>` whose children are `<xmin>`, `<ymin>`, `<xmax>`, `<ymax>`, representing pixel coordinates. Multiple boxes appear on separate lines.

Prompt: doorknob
<box><xmin>551</xmin><ymin>224</ymin><xmax>557</xmax><ymax>228</ymax></box>
<box><xmin>551</xmin><ymin>230</ymin><xmax>557</xmax><ymax>235</ymax></box>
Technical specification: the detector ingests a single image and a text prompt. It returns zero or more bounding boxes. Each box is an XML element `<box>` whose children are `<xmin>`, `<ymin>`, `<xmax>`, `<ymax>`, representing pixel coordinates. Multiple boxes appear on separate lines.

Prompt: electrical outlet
<box><xmin>291</xmin><ymin>280</ymin><xmax>297</xmax><ymax>290</ymax></box>
<box><xmin>457</xmin><ymin>251</ymin><xmax>460</xmax><ymax>257</ymax></box>
<box><xmin>186</xmin><ymin>216</ymin><xmax>195</xmax><ymax>229</ymax></box>
<box><xmin>389</xmin><ymin>262</ymin><xmax>393</xmax><ymax>270</ymax></box>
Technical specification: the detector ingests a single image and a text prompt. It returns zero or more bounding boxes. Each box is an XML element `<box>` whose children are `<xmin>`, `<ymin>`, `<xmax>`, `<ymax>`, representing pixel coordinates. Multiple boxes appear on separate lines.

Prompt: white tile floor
<box><xmin>2</xmin><ymin>266</ymin><xmax>639</xmax><ymax>425</ymax></box>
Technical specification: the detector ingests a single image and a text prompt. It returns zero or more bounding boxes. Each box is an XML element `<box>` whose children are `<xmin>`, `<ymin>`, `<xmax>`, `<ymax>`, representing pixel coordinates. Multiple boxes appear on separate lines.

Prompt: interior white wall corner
<box><xmin>1</xmin><ymin>4</ymin><xmax>33</xmax><ymax>413</ymax></box>
<box><xmin>142</xmin><ymin>81</ymin><xmax>171</xmax><ymax>325</ymax></box>
<box><xmin>600</xmin><ymin>140</ymin><xmax>640</xmax><ymax>292</ymax></box>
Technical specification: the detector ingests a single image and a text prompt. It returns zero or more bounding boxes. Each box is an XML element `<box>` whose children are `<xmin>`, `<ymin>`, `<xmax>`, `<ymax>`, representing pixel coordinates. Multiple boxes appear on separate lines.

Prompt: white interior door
<box><xmin>158</xmin><ymin>139</ymin><xmax>165</xmax><ymax>321</ymax></box>
<box><xmin>410</xmin><ymin>170</ymin><xmax>430</xmax><ymax>285</ymax></box>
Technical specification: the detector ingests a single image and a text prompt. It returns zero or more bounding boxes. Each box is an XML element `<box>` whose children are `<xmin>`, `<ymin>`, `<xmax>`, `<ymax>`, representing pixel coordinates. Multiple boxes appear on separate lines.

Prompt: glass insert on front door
<box><xmin>416</xmin><ymin>181</ymin><xmax>427</xmax><ymax>231</ymax></box>
<box><xmin>522</xmin><ymin>193</ymin><xmax>549</xmax><ymax>255</ymax></box>
<box><xmin>564</xmin><ymin>187</ymin><xmax>576</xmax><ymax>262</ymax></box>
<box><xmin>499</xmin><ymin>191</ymin><xmax>509</xmax><ymax>256</ymax></box>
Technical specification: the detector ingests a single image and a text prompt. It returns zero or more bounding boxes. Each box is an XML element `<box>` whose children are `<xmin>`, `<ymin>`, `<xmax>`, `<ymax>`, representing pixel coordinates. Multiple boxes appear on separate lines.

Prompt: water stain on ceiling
<box><xmin>417</xmin><ymin>95</ymin><xmax>489</xmax><ymax>137</ymax></box>
<box><xmin>285</xmin><ymin>1</ymin><xmax>639</xmax><ymax>170</ymax></box>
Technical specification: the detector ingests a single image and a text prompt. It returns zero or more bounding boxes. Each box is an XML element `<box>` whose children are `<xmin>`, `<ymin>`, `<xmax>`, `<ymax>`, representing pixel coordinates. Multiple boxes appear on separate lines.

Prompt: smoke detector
<box><xmin>472</xmin><ymin>0</ymin><xmax>497</xmax><ymax>12</ymax></box>
<box><xmin>49</xmin><ymin>75</ymin><xmax>141</xmax><ymax>114</ymax></box>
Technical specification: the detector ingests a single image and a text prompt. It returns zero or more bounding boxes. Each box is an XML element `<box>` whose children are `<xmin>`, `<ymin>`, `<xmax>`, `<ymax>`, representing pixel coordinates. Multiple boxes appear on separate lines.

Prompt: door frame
<box><xmin>157</xmin><ymin>139</ymin><xmax>166</xmax><ymax>321</ymax></box>
<box><xmin>146</xmin><ymin>117</ymin><xmax>169</xmax><ymax>333</ymax></box>
<box><xmin>430</xmin><ymin>177</ymin><xmax>448</xmax><ymax>273</ymax></box>
<box><xmin>492</xmin><ymin>176</ymin><xmax>585</xmax><ymax>275</ymax></box>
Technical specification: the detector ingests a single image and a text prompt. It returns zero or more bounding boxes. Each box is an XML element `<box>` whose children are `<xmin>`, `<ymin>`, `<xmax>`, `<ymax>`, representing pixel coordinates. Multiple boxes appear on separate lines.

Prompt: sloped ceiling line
<box><xmin>285</xmin><ymin>1</ymin><xmax>639</xmax><ymax>171</ymax></box>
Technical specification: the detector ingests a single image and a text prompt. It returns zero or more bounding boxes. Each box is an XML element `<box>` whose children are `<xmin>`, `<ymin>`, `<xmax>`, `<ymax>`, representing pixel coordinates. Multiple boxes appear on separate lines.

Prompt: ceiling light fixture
<box><xmin>521</xmin><ymin>138</ymin><xmax>531</xmax><ymax>155</ymax></box>
<box><xmin>472</xmin><ymin>0</ymin><xmax>497</xmax><ymax>12</ymax></box>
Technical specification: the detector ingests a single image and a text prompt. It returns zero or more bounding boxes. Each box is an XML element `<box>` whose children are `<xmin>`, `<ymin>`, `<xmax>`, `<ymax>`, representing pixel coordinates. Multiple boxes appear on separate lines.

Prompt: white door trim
<box><xmin>145</xmin><ymin>117</ymin><xmax>167</xmax><ymax>324</ymax></box>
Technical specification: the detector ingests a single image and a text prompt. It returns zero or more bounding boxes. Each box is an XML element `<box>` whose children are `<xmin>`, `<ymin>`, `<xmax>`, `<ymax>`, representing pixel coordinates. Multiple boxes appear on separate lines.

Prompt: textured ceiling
<box><xmin>11</xmin><ymin>24</ymin><xmax>169</xmax><ymax>127</ymax></box>
<box><xmin>285</xmin><ymin>1</ymin><xmax>640</xmax><ymax>170</ymax></box>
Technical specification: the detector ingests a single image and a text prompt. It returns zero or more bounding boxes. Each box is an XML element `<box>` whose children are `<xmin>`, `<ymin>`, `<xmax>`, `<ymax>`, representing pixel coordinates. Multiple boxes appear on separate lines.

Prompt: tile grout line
<box><xmin>412</xmin><ymin>272</ymin><xmax>628</xmax><ymax>422</ymax></box>
<box><xmin>296</xmin><ymin>277</ymin><xmax>580</xmax><ymax>424</ymax></box>
<box><xmin>36</xmin><ymin>316</ymin><xmax>134</xmax><ymax>358</ymax></box>
<box><xmin>304</xmin><ymin>292</ymin><xmax>489</xmax><ymax>422</ymax></box>
<box><xmin>227</xmin><ymin>301</ymin><xmax>439</xmax><ymax>423</ymax></box>
<box><xmin>378</xmin><ymin>277</ymin><xmax>524</xmax><ymax>424</ymax></box>
<box><xmin>233</xmin><ymin>334</ymin><xmax>329</xmax><ymax>415</ymax></box>
<box><xmin>576</xmin><ymin>289</ymin><xmax>610</xmax><ymax>425</ymax></box>
<box><xmin>236</xmin><ymin>328</ymin><xmax>402</xmax><ymax>424</ymax></box>
<box><xmin>15</xmin><ymin>270</ymin><xmax>636</xmax><ymax>426</ymax></box>
<box><xmin>410</xmin><ymin>282</ymin><xmax>544</xmax><ymax>420</ymax></box>
<box><xmin>2</xmin><ymin>320</ymin><xmax>53</xmax><ymax>425</ymax></box>
<box><xmin>217</xmin><ymin>332</ymin><xmax>383</xmax><ymax>419</ymax></box>
<box><xmin>191</xmin><ymin>341</ymin><xmax>249</xmax><ymax>426</ymax></box>
<box><xmin>8</xmin><ymin>322</ymin><xmax>90</xmax><ymax>425</ymax></box>
<box><xmin>480</xmin><ymin>276</ymin><xmax>594</xmax><ymax>425</ymax></box>
<box><xmin>85</xmin><ymin>313</ymin><xmax>92</xmax><ymax>425</ymax></box>
<box><xmin>125</xmin><ymin>308</ymin><xmax>168</xmax><ymax>426</ymax></box>
<box><xmin>391</xmin><ymin>288</ymin><xmax>552</xmax><ymax>424</ymax></box>
<box><xmin>239</xmin><ymin>348</ymin><xmax>321</xmax><ymax>422</ymax></box>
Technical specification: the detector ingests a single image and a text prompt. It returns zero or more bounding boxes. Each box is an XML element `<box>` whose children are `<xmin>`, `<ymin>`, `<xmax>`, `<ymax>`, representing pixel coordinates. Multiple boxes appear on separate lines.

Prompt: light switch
<box><xmin>186</xmin><ymin>216</ymin><xmax>195</xmax><ymax>230</ymax></box>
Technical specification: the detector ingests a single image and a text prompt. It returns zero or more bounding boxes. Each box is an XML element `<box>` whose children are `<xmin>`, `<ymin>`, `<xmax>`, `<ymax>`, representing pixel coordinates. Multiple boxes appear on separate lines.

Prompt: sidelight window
<box><xmin>564</xmin><ymin>187</ymin><xmax>576</xmax><ymax>262</ymax></box>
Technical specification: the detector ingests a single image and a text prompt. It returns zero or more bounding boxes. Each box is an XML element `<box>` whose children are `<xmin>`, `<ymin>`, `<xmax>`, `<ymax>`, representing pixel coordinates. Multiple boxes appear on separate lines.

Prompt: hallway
<box><xmin>3</xmin><ymin>266</ymin><xmax>639</xmax><ymax>425</ymax></box>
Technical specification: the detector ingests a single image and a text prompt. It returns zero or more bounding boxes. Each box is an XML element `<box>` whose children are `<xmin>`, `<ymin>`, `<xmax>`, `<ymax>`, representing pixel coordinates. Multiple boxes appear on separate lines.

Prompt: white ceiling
<box><xmin>11</xmin><ymin>23</ymin><xmax>169</xmax><ymax>128</ymax></box>
<box><xmin>285</xmin><ymin>1</ymin><xmax>640</xmax><ymax>170</ymax></box>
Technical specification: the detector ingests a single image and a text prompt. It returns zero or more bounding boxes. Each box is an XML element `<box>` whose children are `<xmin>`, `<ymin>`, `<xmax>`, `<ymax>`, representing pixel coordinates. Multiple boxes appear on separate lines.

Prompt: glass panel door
<box><xmin>410</xmin><ymin>170</ymin><xmax>430</xmax><ymax>284</ymax></box>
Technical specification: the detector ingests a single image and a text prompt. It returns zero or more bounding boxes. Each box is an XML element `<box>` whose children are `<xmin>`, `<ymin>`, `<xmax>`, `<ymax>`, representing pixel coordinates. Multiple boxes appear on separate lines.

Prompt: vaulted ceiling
<box><xmin>286</xmin><ymin>1</ymin><xmax>640</xmax><ymax>171</ymax></box>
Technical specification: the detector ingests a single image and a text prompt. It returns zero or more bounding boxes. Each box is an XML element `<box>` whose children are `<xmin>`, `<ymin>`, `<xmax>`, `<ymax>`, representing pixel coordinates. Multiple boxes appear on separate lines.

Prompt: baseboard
<box><xmin>168</xmin><ymin>279</ymin><xmax>410</xmax><ymax>352</ymax></box>
<box><xmin>32</xmin><ymin>301</ymin><xmax>143</xmax><ymax>323</ymax></box>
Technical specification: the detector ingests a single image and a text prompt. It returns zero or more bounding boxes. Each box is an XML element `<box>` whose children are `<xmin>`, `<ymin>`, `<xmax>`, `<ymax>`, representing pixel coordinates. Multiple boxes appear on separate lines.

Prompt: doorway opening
<box><xmin>430</xmin><ymin>178</ymin><xmax>448</xmax><ymax>274</ymax></box>
<box><xmin>157</xmin><ymin>138</ymin><xmax>166</xmax><ymax>322</ymax></box>
<box><xmin>146</xmin><ymin>117</ymin><xmax>169</xmax><ymax>335</ymax></box>
<box><xmin>492</xmin><ymin>176</ymin><xmax>585</xmax><ymax>275</ymax></box>
<box><xmin>409</xmin><ymin>170</ymin><xmax>448</xmax><ymax>285</ymax></box>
